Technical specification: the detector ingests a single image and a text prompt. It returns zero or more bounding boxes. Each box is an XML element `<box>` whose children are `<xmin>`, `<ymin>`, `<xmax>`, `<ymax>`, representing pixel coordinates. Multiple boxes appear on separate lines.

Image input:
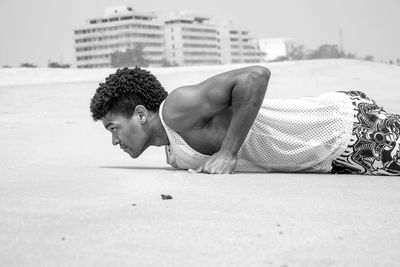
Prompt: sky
<box><xmin>0</xmin><ymin>0</ymin><xmax>399</xmax><ymax>67</ymax></box>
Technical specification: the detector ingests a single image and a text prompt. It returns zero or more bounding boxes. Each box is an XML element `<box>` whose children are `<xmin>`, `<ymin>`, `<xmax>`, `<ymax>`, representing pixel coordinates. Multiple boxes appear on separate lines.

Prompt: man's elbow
<box><xmin>247</xmin><ymin>66</ymin><xmax>271</xmax><ymax>89</ymax></box>
<box><xmin>251</xmin><ymin>65</ymin><xmax>271</xmax><ymax>80</ymax></box>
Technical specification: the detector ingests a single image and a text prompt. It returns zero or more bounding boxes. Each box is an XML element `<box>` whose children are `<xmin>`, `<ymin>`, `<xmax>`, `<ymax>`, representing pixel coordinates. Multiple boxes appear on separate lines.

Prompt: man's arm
<box><xmin>163</xmin><ymin>65</ymin><xmax>271</xmax><ymax>174</ymax></box>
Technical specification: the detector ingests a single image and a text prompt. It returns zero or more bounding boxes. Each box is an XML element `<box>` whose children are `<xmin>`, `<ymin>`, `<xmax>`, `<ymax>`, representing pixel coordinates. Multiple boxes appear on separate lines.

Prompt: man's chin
<box><xmin>129</xmin><ymin>153</ymin><xmax>139</xmax><ymax>159</ymax></box>
<box><xmin>125</xmin><ymin>149</ymin><xmax>141</xmax><ymax>159</ymax></box>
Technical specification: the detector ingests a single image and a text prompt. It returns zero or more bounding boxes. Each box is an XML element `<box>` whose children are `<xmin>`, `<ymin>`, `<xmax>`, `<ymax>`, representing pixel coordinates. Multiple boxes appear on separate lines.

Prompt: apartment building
<box><xmin>74</xmin><ymin>6</ymin><xmax>265</xmax><ymax>67</ymax></box>
<box><xmin>74</xmin><ymin>6</ymin><xmax>165</xmax><ymax>68</ymax></box>
<box><xmin>164</xmin><ymin>12</ymin><xmax>220</xmax><ymax>66</ymax></box>
<box><xmin>217</xmin><ymin>20</ymin><xmax>266</xmax><ymax>64</ymax></box>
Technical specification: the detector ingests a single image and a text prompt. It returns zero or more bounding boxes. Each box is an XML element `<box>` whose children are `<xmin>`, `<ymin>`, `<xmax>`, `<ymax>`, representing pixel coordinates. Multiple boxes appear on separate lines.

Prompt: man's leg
<box><xmin>331</xmin><ymin>91</ymin><xmax>400</xmax><ymax>175</ymax></box>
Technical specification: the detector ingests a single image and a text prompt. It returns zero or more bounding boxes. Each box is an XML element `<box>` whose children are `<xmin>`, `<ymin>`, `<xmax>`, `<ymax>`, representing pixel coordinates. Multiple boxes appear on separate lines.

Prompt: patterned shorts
<box><xmin>331</xmin><ymin>91</ymin><xmax>400</xmax><ymax>175</ymax></box>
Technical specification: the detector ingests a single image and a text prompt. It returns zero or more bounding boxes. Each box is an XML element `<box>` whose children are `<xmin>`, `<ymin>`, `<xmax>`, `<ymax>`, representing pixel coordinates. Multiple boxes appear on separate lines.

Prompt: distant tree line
<box><xmin>2</xmin><ymin>42</ymin><xmax>399</xmax><ymax>68</ymax></box>
<box><xmin>281</xmin><ymin>42</ymin><xmax>399</xmax><ymax>65</ymax></box>
<box><xmin>47</xmin><ymin>61</ymin><xmax>71</xmax><ymax>68</ymax></box>
<box><xmin>111</xmin><ymin>43</ymin><xmax>149</xmax><ymax>68</ymax></box>
<box><xmin>281</xmin><ymin>43</ymin><xmax>356</xmax><ymax>61</ymax></box>
<box><xmin>110</xmin><ymin>43</ymin><xmax>177</xmax><ymax>68</ymax></box>
<box><xmin>1</xmin><ymin>61</ymin><xmax>71</xmax><ymax>68</ymax></box>
<box><xmin>19</xmin><ymin>62</ymin><xmax>37</xmax><ymax>68</ymax></box>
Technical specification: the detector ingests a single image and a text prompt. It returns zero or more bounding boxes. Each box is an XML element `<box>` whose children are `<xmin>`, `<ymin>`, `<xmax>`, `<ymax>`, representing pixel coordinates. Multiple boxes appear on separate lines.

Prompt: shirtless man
<box><xmin>90</xmin><ymin>66</ymin><xmax>400</xmax><ymax>175</ymax></box>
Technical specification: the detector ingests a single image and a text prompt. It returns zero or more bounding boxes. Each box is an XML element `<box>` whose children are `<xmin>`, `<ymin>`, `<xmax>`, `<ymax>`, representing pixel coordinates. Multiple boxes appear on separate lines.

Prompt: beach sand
<box><xmin>0</xmin><ymin>59</ymin><xmax>399</xmax><ymax>266</ymax></box>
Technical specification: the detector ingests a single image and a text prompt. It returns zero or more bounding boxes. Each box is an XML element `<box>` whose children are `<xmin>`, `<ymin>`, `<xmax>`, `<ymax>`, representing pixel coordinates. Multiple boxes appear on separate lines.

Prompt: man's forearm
<box><xmin>219</xmin><ymin>67</ymin><xmax>270</xmax><ymax>156</ymax></box>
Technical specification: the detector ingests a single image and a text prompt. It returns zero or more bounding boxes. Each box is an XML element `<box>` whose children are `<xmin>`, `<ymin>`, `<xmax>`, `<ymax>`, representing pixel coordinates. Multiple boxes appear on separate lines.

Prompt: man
<box><xmin>90</xmin><ymin>66</ymin><xmax>400</xmax><ymax>175</ymax></box>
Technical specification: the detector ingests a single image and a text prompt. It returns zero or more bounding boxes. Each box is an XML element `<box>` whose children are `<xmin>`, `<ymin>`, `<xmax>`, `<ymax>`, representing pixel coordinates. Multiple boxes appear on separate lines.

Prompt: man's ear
<box><xmin>134</xmin><ymin>105</ymin><xmax>148</xmax><ymax>123</ymax></box>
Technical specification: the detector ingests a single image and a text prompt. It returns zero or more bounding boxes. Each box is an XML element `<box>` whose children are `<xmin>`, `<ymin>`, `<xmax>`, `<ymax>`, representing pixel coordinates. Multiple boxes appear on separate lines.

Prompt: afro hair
<box><xmin>90</xmin><ymin>67</ymin><xmax>168</xmax><ymax>121</ymax></box>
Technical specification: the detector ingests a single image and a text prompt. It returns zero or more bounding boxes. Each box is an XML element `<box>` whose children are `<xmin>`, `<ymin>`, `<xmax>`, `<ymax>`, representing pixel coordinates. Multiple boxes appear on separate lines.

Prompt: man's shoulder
<box><xmin>162</xmin><ymin>85</ymin><xmax>204</xmax><ymax>132</ymax></box>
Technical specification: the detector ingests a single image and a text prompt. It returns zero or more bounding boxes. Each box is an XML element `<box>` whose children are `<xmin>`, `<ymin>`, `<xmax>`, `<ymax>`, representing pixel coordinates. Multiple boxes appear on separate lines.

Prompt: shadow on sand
<box><xmin>99</xmin><ymin>166</ymin><xmax>177</xmax><ymax>171</ymax></box>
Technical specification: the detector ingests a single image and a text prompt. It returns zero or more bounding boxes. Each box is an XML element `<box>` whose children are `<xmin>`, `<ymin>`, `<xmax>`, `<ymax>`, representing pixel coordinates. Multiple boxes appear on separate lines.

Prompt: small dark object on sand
<box><xmin>161</xmin><ymin>194</ymin><xmax>173</xmax><ymax>200</ymax></box>
<box><xmin>131</xmin><ymin>203</ymin><xmax>136</xmax><ymax>206</ymax></box>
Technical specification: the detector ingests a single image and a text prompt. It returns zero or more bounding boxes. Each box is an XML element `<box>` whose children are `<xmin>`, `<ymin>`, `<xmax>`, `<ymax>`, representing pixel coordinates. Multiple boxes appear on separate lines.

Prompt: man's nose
<box><xmin>112</xmin><ymin>134</ymin><xmax>120</xmax><ymax>146</ymax></box>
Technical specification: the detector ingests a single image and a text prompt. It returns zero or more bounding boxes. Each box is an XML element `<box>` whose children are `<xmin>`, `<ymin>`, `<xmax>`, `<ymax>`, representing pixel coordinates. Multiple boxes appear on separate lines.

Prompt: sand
<box><xmin>0</xmin><ymin>59</ymin><xmax>400</xmax><ymax>266</ymax></box>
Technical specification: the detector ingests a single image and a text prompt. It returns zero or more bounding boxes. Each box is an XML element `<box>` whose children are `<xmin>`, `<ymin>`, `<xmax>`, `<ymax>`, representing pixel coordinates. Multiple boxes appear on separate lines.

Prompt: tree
<box><xmin>48</xmin><ymin>61</ymin><xmax>70</xmax><ymax>68</ymax></box>
<box><xmin>364</xmin><ymin>55</ymin><xmax>374</xmax><ymax>61</ymax></box>
<box><xmin>110</xmin><ymin>43</ymin><xmax>149</xmax><ymax>68</ymax></box>
<box><xmin>286</xmin><ymin>42</ymin><xmax>307</xmax><ymax>60</ymax></box>
<box><xmin>343</xmin><ymin>52</ymin><xmax>357</xmax><ymax>59</ymax></box>
<box><xmin>161</xmin><ymin>58</ymin><xmax>179</xmax><ymax>67</ymax></box>
<box><xmin>20</xmin><ymin>62</ymin><xmax>37</xmax><ymax>68</ymax></box>
<box><xmin>270</xmin><ymin>56</ymin><xmax>288</xmax><ymax>62</ymax></box>
<box><xmin>308</xmin><ymin>44</ymin><xmax>343</xmax><ymax>59</ymax></box>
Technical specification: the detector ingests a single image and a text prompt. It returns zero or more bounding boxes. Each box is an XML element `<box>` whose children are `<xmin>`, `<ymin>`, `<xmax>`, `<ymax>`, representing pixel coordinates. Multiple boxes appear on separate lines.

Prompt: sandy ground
<box><xmin>0</xmin><ymin>59</ymin><xmax>400</xmax><ymax>266</ymax></box>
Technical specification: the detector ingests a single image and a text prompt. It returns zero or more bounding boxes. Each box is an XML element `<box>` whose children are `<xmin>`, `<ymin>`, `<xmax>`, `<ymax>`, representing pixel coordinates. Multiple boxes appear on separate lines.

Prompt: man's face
<box><xmin>102</xmin><ymin>111</ymin><xmax>149</xmax><ymax>158</ymax></box>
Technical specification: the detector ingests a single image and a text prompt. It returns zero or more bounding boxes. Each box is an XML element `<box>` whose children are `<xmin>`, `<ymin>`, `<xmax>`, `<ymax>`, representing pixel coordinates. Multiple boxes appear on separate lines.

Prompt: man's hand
<box><xmin>190</xmin><ymin>151</ymin><xmax>238</xmax><ymax>174</ymax></box>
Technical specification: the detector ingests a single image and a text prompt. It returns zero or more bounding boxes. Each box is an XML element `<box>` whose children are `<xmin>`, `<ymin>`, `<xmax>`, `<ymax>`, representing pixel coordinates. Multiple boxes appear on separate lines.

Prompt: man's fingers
<box><xmin>190</xmin><ymin>167</ymin><xmax>228</xmax><ymax>175</ymax></box>
<box><xmin>188</xmin><ymin>158</ymin><xmax>236</xmax><ymax>174</ymax></box>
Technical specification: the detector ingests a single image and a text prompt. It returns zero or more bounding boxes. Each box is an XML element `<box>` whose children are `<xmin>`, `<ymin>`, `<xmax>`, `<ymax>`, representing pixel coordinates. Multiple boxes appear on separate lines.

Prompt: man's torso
<box><xmin>175</xmin><ymin>107</ymin><xmax>232</xmax><ymax>155</ymax></box>
<box><xmin>161</xmin><ymin>91</ymin><xmax>356</xmax><ymax>172</ymax></box>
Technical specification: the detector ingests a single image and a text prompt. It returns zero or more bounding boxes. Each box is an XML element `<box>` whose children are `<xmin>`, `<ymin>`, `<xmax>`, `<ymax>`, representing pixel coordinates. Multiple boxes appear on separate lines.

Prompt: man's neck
<box><xmin>148</xmin><ymin>112</ymin><xmax>169</xmax><ymax>147</ymax></box>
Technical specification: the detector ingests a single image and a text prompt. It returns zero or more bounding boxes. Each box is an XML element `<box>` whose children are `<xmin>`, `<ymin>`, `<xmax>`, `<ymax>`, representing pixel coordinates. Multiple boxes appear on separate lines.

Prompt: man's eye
<box><xmin>111</xmin><ymin>128</ymin><xmax>117</xmax><ymax>132</ymax></box>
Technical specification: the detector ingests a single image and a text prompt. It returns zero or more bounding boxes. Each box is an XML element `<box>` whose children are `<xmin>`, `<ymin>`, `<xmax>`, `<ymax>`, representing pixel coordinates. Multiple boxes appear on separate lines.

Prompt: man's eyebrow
<box><xmin>104</xmin><ymin>122</ymin><xmax>113</xmax><ymax>129</ymax></box>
